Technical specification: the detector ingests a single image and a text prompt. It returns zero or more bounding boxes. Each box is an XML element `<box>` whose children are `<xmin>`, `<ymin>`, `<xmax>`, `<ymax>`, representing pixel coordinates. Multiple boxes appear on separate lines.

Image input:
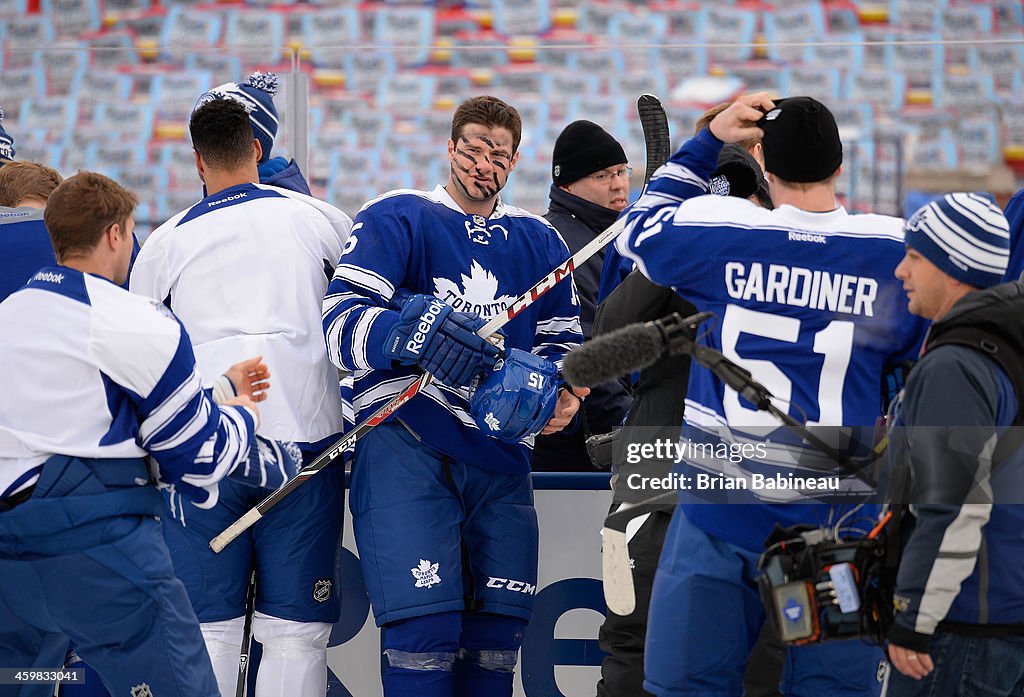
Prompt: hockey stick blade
<box><xmin>637</xmin><ymin>94</ymin><xmax>671</xmax><ymax>187</ymax></box>
<box><xmin>601</xmin><ymin>493</ymin><xmax>677</xmax><ymax>615</ymax></box>
<box><xmin>602</xmin><ymin>527</ymin><xmax>635</xmax><ymax>615</ymax></box>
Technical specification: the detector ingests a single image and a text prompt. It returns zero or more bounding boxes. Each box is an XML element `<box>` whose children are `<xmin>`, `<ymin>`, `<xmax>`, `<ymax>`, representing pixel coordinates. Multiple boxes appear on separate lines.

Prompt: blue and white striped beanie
<box><xmin>194</xmin><ymin>72</ymin><xmax>279</xmax><ymax>164</ymax></box>
<box><xmin>903</xmin><ymin>192</ymin><xmax>1010</xmax><ymax>288</ymax></box>
<box><xmin>0</xmin><ymin>107</ymin><xmax>16</xmax><ymax>163</ymax></box>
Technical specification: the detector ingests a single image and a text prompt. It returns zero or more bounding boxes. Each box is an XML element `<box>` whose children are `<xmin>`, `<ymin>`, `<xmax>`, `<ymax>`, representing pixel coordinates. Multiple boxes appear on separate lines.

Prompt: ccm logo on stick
<box><xmin>487</xmin><ymin>577</ymin><xmax>537</xmax><ymax>594</ymax></box>
<box><xmin>405</xmin><ymin>299</ymin><xmax>445</xmax><ymax>355</ymax></box>
<box><xmin>505</xmin><ymin>261</ymin><xmax>575</xmax><ymax>321</ymax></box>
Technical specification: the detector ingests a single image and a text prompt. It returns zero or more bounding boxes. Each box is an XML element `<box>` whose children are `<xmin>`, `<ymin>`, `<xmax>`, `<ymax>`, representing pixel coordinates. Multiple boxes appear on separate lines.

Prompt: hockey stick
<box><xmin>601</xmin><ymin>95</ymin><xmax>673</xmax><ymax>616</ymax></box>
<box><xmin>637</xmin><ymin>93</ymin><xmax>672</xmax><ymax>183</ymax></box>
<box><xmin>210</xmin><ymin>94</ymin><xmax>670</xmax><ymax>553</ymax></box>
<box><xmin>235</xmin><ymin>569</ymin><xmax>256</xmax><ymax>697</ymax></box>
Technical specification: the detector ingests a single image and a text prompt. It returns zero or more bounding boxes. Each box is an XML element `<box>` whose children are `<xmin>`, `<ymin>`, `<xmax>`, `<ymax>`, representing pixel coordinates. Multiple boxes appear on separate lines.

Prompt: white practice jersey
<box><xmin>131</xmin><ymin>182</ymin><xmax>352</xmax><ymax>445</ymax></box>
<box><xmin>0</xmin><ymin>268</ymin><xmax>255</xmax><ymax>499</ymax></box>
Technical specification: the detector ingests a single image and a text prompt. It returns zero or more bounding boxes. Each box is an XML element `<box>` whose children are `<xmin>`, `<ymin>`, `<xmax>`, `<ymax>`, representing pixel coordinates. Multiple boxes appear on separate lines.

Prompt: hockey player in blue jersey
<box><xmin>0</xmin><ymin>171</ymin><xmax>281</xmax><ymax>697</ymax></box>
<box><xmin>322</xmin><ymin>95</ymin><xmax>585</xmax><ymax>697</ymax></box>
<box><xmin>131</xmin><ymin>99</ymin><xmax>352</xmax><ymax>697</ymax></box>
<box><xmin>617</xmin><ymin>94</ymin><xmax>929</xmax><ymax>697</ymax></box>
<box><xmin>194</xmin><ymin>71</ymin><xmax>313</xmax><ymax>196</ymax></box>
<box><xmin>0</xmin><ymin>161</ymin><xmax>61</xmax><ymax>303</ymax></box>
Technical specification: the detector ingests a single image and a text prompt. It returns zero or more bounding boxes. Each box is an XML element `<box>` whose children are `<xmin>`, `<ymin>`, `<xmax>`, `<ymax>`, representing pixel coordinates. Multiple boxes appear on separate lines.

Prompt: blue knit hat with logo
<box><xmin>903</xmin><ymin>192</ymin><xmax>1009</xmax><ymax>288</ymax></box>
<box><xmin>194</xmin><ymin>72</ymin><xmax>279</xmax><ymax>164</ymax></box>
<box><xmin>0</xmin><ymin>108</ymin><xmax>16</xmax><ymax>163</ymax></box>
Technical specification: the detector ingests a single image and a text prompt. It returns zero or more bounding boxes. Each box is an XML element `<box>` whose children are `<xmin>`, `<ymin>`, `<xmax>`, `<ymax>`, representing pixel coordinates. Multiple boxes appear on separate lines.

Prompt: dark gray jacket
<box><xmin>531</xmin><ymin>185</ymin><xmax>632</xmax><ymax>471</ymax></box>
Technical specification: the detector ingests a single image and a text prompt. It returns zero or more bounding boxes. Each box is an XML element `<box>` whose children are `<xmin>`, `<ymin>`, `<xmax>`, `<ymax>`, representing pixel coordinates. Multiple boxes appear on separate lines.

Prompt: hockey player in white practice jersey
<box><xmin>0</xmin><ymin>172</ymin><xmax>271</xmax><ymax>697</ymax></box>
<box><xmin>617</xmin><ymin>95</ymin><xmax>929</xmax><ymax>697</ymax></box>
<box><xmin>322</xmin><ymin>95</ymin><xmax>585</xmax><ymax>697</ymax></box>
<box><xmin>130</xmin><ymin>99</ymin><xmax>352</xmax><ymax>697</ymax></box>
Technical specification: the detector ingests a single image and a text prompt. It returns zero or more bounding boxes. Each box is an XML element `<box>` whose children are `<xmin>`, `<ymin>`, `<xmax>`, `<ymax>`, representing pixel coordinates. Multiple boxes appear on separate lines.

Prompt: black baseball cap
<box><xmin>757</xmin><ymin>97</ymin><xmax>842</xmax><ymax>183</ymax></box>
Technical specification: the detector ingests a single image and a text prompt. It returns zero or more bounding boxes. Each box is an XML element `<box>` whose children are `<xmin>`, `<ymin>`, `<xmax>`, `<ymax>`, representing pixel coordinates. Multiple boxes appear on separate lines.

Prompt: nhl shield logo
<box><xmin>130</xmin><ymin>684</ymin><xmax>153</xmax><ymax>697</ymax></box>
<box><xmin>313</xmin><ymin>578</ymin><xmax>332</xmax><ymax>603</ymax></box>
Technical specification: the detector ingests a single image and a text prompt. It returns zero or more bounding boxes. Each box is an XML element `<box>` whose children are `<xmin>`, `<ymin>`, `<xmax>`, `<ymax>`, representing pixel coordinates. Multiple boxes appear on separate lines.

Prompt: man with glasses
<box><xmin>531</xmin><ymin>120</ymin><xmax>633</xmax><ymax>472</ymax></box>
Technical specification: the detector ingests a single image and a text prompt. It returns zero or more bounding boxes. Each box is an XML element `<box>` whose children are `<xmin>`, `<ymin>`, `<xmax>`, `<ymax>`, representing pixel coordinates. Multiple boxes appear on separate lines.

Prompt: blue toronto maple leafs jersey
<box><xmin>616</xmin><ymin>130</ymin><xmax>929</xmax><ymax>550</ymax></box>
<box><xmin>323</xmin><ymin>185</ymin><xmax>582</xmax><ymax>474</ymax></box>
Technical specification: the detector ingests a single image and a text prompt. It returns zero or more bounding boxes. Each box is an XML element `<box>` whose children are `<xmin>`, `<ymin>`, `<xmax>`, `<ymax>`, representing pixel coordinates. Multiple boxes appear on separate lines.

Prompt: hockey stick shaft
<box><xmin>235</xmin><ymin>569</ymin><xmax>257</xmax><ymax>697</ymax></box>
<box><xmin>211</xmin><ymin>95</ymin><xmax>669</xmax><ymax>553</ymax></box>
<box><xmin>211</xmin><ymin>372</ymin><xmax>429</xmax><ymax>551</ymax></box>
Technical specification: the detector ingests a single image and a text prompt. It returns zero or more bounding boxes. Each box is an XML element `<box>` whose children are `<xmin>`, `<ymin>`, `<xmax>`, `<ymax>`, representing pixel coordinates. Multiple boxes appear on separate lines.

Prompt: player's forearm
<box><xmin>323</xmin><ymin>281</ymin><xmax>402</xmax><ymax>372</ymax></box>
<box><xmin>147</xmin><ymin>397</ymin><xmax>256</xmax><ymax>491</ymax></box>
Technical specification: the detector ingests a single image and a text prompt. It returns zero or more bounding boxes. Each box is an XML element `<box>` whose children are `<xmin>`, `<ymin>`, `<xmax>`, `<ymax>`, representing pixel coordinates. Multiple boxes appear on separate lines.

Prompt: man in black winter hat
<box><xmin>532</xmin><ymin>120</ymin><xmax>633</xmax><ymax>472</ymax></box>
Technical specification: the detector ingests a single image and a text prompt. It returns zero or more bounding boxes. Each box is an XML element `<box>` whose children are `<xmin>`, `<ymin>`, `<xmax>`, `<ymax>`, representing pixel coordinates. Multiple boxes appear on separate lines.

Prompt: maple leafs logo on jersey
<box><xmin>411</xmin><ymin>559</ymin><xmax>441</xmax><ymax>588</ymax></box>
<box><xmin>434</xmin><ymin>261</ymin><xmax>515</xmax><ymax>319</ymax></box>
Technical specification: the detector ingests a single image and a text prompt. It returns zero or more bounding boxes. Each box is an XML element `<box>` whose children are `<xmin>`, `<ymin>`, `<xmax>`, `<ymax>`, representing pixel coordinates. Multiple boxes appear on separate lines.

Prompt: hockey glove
<box><xmin>229</xmin><ymin>435</ymin><xmax>303</xmax><ymax>491</ymax></box>
<box><xmin>470</xmin><ymin>349</ymin><xmax>559</xmax><ymax>443</ymax></box>
<box><xmin>383</xmin><ymin>292</ymin><xmax>501</xmax><ymax>388</ymax></box>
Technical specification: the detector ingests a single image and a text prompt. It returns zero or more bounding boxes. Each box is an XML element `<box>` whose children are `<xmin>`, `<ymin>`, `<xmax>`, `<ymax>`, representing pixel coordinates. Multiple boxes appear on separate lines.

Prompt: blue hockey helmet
<box><xmin>470</xmin><ymin>348</ymin><xmax>560</xmax><ymax>443</ymax></box>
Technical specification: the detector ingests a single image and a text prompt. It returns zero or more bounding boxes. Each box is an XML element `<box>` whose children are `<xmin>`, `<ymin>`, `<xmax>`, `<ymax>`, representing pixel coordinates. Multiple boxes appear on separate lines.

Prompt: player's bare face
<box><xmin>895</xmin><ymin>248</ymin><xmax>952</xmax><ymax>320</ymax></box>
<box><xmin>448</xmin><ymin>125</ymin><xmax>518</xmax><ymax>204</ymax></box>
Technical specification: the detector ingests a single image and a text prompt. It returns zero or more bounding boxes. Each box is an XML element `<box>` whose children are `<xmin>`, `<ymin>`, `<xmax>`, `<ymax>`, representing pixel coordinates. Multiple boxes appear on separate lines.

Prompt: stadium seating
<box><xmin>1</xmin><ymin>0</ymin><xmax>1022</xmax><ymax>233</ymax></box>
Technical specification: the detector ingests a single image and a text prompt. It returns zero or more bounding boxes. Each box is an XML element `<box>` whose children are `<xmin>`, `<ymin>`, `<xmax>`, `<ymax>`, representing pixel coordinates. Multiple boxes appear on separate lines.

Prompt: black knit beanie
<box><xmin>551</xmin><ymin>120</ymin><xmax>627</xmax><ymax>185</ymax></box>
<box><xmin>757</xmin><ymin>97</ymin><xmax>842</xmax><ymax>183</ymax></box>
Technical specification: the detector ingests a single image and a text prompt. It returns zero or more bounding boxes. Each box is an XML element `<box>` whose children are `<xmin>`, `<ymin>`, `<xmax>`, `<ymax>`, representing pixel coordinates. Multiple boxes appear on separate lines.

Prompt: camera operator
<box><xmin>883</xmin><ymin>194</ymin><xmax>1024</xmax><ymax>694</ymax></box>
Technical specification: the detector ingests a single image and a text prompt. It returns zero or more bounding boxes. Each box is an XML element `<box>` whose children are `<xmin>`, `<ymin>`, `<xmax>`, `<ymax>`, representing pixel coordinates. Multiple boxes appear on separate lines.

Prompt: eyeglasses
<box><xmin>587</xmin><ymin>166</ymin><xmax>633</xmax><ymax>183</ymax></box>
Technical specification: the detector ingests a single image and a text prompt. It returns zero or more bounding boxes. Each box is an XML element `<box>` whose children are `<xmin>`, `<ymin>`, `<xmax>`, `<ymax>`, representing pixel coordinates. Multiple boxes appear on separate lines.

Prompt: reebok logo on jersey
<box><xmin>33</xmin><ymin>271</ymin><xmax>64</xmax><ymax>284</ymax></box>
<box><xmin>788</xmin><ymin>231</ymin><xmax>826</xmax><ymax>244</ymax></box>
<box><xmin>484</xmin><ymin>412</ymin><xmax>501</xmax><ymax>431</ymax></box>
<box><xmin>207</xmin><ymin>191</ymin><xmax>247</xmax><ymax>207</ymax></box>
<box><xmin>405</xmin><ymin>299</ymin><xmax>445</xmax><ymax>355</ymax></box>
<box><xmin>486</xmin><ymin>577</ymin><xmax>537</xmax><ymax>595</ymax></box>
<box><xmin>412</xmin><ymin>559</ymin><xmax>441</xmax><ymax>588</ymax></box>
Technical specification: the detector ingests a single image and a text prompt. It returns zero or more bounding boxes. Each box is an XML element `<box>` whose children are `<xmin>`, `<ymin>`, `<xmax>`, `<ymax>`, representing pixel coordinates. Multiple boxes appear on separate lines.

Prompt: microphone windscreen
<box><xmin>563</xmin><ymin>323</ymin><xmax>665</xmax><ymax>387</ymax></box>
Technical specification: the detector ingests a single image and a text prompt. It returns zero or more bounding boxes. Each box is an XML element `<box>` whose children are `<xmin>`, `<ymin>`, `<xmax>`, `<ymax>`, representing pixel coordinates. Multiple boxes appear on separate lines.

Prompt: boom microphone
<box><xmin>565</xmin><ymin>310</ymin><xmax>869</xmax><ymax>482</ymax></box>
<box><xmin>562</xmin><ymin>311</ymin><xmax>713</xmax><ymax>387</ymax></box>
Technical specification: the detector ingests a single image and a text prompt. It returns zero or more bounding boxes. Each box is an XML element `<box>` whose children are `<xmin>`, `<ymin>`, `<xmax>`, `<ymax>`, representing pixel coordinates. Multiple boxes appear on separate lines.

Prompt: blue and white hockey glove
<box><xmin>229</xmin><ymin>435</ymin><xmax>303</xmax><ymax>491</ymax></box>
<box><xmin>470</xmin><ymin>349</ymin><xmax>560</xmax><ymax>443</ymax></box>
<box><xmin>383</xmin><ymin>291</ymin><xmax>501</xmax><ymax>388</ymax></box>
